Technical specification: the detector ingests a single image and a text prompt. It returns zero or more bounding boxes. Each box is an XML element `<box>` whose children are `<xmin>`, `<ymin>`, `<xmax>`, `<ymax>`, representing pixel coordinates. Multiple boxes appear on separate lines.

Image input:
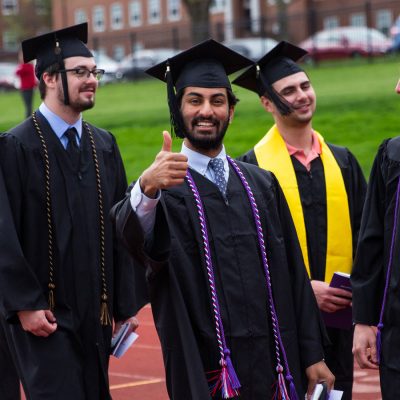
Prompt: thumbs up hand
<box><xmin>161</xmin><ymin>130</ymin><xmax>172</xmax><ymax>152</ymax></box>
<box><xmin>140</xmin><ymin>131</ymin><xmax>188</xmax><ymax>198</ymax></box>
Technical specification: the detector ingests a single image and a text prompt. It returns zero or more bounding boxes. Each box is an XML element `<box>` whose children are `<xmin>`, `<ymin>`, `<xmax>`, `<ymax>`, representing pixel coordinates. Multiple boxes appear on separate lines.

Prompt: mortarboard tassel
<box><xmin>48</xmin><ymin>283</ymin><xmax>55</xmax><ymax>311</ymax></box>
<box><xmin>165</xmin><ymin>62</ymin><xmax>185</xmax><ymax>138</ymax></box>
<box><xmin>100</xmin><ymin>294</ymin><xmax>111</xmax><ymax>326</ymax></box>
<box><xmin>258</xmin><ymin>66</ymin><xmax>292</xmax><ymax>116</ymax></box>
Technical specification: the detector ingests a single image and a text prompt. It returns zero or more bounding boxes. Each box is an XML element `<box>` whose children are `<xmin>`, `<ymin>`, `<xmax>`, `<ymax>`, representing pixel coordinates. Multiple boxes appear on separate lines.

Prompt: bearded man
<box><xmin>0</xmin><ymin>23</ymin><xmax>144</xmax><ymax>400</ymax></box>
<box><xmin>111</xmin><ymin>39</ymin><xmax>334</xmax><ymax>400</ymax></box>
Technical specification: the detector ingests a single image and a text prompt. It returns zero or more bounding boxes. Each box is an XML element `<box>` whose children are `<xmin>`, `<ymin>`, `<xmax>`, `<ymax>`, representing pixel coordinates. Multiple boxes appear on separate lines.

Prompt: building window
<box><xmin>93</xmin><ymin>6</ymin><xmax>106</xmax><ymax>32</ymax></box>
<box><xmin>211</xmin><ymin>0</ymin><xmax>225</xmax><ymax>12</ymax></box>
<box><xmin>148</xmin><ymin>0</ymin><xmax>161</xmax><ymax>24</ymax></box>
<box><xmin>113</xmin><ymin>45</ymin><xmax>125</xmax><ymax>61</ymax></box>
<box><xmin>324</xmin><ymin>16</ymin><xmax>339</xmax><ymax>30</ymax></box>
<box><xmin>75</xmin><ymin>9</ymin><xmax>87</xmax><ymax>24</ymax></box>
<box><xmin>350</xmin><ymin>13</ymin><xmax>366</xmax><ymax>27</ymax></box>
<box><xmin>376</xmin><ymin>9</ymin><xmax>392</xmax><ymax>35</ymax></box>
<box><xmin>34</xmin><ymin>0</ymin><xmax>47</xmax><ymax>15</ymax></box>
<box><xmin>111</xmin><ymin>3</ymin><xmax>124</xmax><ymax>30</ymax></box>
<box><xmin>2</xmin><ymin>0</ymin><xmax>18</xmax><ymax>15</ymax></box>
<box><xmin>129</xmin><ymin>1</ymin><xmax>142</xmax><ymax>26</ymax></box>
<box><xmin>3</xmin><ymin>30</ymin><xmax>18</xmax><ymax>50</ymax></box>
<box><xmin>266</xmin><ymin>0</ymin><xmax>291</xmax><ymax>5</ymax></box>
<box><xmin>167</xmin><ymin>0</ymin><xmax>180</xmax><ymax>21</ymax></box>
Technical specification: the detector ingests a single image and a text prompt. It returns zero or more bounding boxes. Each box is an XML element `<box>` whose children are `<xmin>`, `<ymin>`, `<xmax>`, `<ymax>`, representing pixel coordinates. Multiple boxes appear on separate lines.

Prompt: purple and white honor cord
<box><xmin>185</xmin><ymin>157</ymin><xmax>298</xmax><ymax>400</ymax></box>
<box><xmin>186</xmin><ymin>170</ymin><xmax>240</xmax><ymax>399</ymax></box>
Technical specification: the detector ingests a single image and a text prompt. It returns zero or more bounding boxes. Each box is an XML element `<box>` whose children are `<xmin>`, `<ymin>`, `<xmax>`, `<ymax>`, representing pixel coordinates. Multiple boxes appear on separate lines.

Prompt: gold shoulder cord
<box><xmin>32</xmin><ymin>112</ymin><xmax>56</xmax><ymax>310</ymax></box>
<box><xmin>84</xmin><ymin>121</ymin><xmax>111</xmax><ymax>326</ymax></box>
<box><xmin>32</xmin><ymin>113</ymin><xmax>111</xmax><ymax>326</ymax></box>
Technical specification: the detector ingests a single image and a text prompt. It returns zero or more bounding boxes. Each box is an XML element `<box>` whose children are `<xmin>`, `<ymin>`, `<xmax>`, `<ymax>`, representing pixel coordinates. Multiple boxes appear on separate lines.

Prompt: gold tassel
<box><xmin>100</xmin><ymin>294</ymin><xmax>111</xmax><ymax>326</ymax></box>
<box><xmin>48</xmin><ymin>283</ymin><xmax>55</xmax><ymax>311</ymax></box>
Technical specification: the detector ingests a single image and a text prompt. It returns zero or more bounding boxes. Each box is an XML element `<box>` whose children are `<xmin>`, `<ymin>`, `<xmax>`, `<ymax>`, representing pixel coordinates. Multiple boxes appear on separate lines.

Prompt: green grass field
<box><xmin>1</xmin><ymin>56</ymin><xmax>400</xmax><ymax>182</ymax></box>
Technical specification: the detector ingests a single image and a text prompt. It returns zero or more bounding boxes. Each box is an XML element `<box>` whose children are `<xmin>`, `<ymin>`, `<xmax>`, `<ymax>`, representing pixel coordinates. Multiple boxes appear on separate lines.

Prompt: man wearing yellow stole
<box><xmin>233</xmin><ymin>41</ymin><xmax>367</xmax><ymax>400</ymax></box>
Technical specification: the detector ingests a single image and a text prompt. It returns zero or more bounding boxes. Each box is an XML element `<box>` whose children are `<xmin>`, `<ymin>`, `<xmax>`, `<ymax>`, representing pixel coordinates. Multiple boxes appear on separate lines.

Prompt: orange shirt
<box><xmin>284</xmin><ymin>131</ymin><xmax>321</xmax><ymax>171</ymax></box>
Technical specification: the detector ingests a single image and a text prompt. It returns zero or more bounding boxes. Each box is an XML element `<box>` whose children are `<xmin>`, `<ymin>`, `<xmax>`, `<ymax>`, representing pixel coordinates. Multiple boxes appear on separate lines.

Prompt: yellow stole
<box><xmin>254</xmin><ymin>124</ymin><xmax>352</xmax><ymax>282</ymax></box>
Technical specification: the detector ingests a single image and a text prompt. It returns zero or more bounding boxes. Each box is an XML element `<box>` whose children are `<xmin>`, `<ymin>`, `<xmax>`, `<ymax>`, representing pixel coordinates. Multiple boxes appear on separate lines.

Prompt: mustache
<box><xmin>79</xmin><ymin>84</ymin><xmax>97</xmax><ymax>92</ymax></box>
<box><xmin>191</xmin><ymin>116</ymin><xmax>220</xmax><ymax>127</ymax></box>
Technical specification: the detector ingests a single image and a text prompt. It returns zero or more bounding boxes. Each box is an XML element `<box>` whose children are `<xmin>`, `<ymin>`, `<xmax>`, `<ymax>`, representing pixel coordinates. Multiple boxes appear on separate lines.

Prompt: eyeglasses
<box><xmin>58</xmin><ymin>68</ymin><xmax>105</xmax><ymax>81</ymax></box>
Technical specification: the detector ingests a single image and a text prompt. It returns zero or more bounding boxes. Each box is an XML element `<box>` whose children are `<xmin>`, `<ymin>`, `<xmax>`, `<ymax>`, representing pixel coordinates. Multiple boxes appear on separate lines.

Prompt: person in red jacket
<box><xmin>15</xmin><ymin>50</ymin><xmax>37</xmax><ymax>118</ymax></box>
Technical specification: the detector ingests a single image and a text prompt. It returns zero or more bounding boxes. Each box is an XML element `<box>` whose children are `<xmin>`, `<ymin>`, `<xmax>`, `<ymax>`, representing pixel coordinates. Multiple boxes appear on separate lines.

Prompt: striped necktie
<box><xmin>208</xmin><ymin>158</ymin><xmax>227</xmax><ymax>197</ymax></box>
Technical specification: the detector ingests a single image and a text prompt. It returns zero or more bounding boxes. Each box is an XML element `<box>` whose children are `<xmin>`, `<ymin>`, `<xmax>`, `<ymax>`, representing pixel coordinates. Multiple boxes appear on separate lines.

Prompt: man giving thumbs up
<box><xmin>112</xmin><ymin>39</ymin><xmax>333</xmax><ymax>400</ymax></box>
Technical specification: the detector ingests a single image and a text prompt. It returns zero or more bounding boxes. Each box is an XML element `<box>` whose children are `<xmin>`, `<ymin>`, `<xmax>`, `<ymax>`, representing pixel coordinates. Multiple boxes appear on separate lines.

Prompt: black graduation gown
<box><xmin>239</xmin><ymin>144</ymin><xmax>367</xmax><ymax>399</ymax></box>
<box><xmin>351</xmin><ymin>137</ymin><xmax>400</xmax><ymax>397</ymax></box>
<box><xmin>0</xmin><ymin>112</ymin><xmax>146</xmax><ymax>400</ymax></box>
<box><xmin>0</xmin><ymin>168</ymin><xmax>21</xmax><ymax>400</ymax></box>
<box><xmin>112</xmin><ymin>161</ymin><xmax>326</xmax><ymax>400</ymax></box>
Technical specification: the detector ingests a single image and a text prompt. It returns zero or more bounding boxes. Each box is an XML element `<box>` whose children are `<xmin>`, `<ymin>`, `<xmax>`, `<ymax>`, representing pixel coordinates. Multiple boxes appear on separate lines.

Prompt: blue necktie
<box><xmin>64</xmin><ymin>127</ymin><xmax>80</xmax><ymax>170</ymax></box>
<box><xmin>209</xmin><ymin>158</ymin><xmax>227</xmax><ymax>197</ymax></box>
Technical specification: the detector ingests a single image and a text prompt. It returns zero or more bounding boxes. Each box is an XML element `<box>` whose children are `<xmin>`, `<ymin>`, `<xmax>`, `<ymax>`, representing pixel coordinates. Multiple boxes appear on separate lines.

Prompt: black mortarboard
<box><xmin>22</xmin><ymin>23</ymin><xmax>92</xmax><ymax>79</ymax></box>
<box><xmin>146</xmin><ymin>39</ymin><xmax>252</xmax><ymax>137</ymax></box>
<box><xmin>232</xmin><ymin>41</ymin><xmax>307</xmax><ymax>115</ymax></box>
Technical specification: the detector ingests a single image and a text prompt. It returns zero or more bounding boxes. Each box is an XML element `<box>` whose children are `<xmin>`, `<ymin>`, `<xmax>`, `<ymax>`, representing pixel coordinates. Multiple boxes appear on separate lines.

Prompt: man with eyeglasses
<box><xmin>0</xmin><ymin>23</ymin><xmax>145</xmax><ymax>400</ymax></box>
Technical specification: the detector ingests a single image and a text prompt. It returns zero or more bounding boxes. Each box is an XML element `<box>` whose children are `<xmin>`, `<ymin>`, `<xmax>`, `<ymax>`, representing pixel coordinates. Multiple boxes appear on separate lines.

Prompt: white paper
<box><xmin>308</xmin><ymin>384</ymin><xmax>343</xmax><ymax>400</ymax></box>
<box><xmin>328</xmin><ymin>390</ymin><xmax>343</xmax><ymax>400</ymax></box>
<box><xmin>111</xmin><ymin>322</ymin><xmax>139</xmax><ymax>359</ymax></box>
<box><xmin>112</xmin><ymin>332</ymin><xmax>139</xmax><ymax>358</ymax></box>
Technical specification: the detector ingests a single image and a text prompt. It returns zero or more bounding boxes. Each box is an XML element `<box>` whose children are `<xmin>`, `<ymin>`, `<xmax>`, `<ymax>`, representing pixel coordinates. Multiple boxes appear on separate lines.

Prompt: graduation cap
<box><xmin>232</xmin><ymin>41</ymin><xmax>307</xmax><ymax>115</ymax></box>
<box><xmin>146</xmin><ymin>39</ymin><xmax>252</xmax><ymax>138</ymax></box>
<box><xmin>22</xmin><ymin>23</ymin><xmax>92</xmax><ymax>79</ymax></box>
<box><xmin>21</xmin><ymin>23</ymin><xmax>93</xmax><ymax>105</ymax></box>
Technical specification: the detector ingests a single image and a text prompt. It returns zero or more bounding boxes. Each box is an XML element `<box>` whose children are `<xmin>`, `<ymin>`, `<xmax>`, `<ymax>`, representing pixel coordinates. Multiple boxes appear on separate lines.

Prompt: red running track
<box><xmin>22</xmin><ymin>304</ymin><xmax>382</xmax><ymax>399</ymax></box>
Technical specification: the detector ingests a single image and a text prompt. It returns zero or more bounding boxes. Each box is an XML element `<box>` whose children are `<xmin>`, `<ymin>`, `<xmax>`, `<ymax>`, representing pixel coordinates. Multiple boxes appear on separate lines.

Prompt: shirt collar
<box><xmin>285</xmin><ymin>130</ymin><xmax>321</xmax><ymax>156</ymax></box>
<box><xmin>39</xmin><ymin>103</ymin><xmax>82</xmax><ymax>141</ymax></box>
<box><xmin>181</xmin><ymin>142</ymin><xmax>228</xmax><ymax>177</ymax></box>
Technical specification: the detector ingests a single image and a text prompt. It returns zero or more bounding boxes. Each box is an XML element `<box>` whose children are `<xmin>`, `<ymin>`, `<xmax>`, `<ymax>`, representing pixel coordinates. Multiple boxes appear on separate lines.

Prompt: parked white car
<box><xmin>92</xmin><ymin>51</ymin><xmax>120</xmax><ymax>84</ymax></box>
<box><xmin>223</xmin><ymin>37</ymin><xmax>279</xmax><ymax>60</ymax></box>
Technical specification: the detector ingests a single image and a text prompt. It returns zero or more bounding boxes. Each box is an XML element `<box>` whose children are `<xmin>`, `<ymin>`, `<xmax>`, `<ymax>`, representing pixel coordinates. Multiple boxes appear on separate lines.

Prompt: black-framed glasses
<box><xmin>58</xmin><ymin>68</ymin><xmax>105</xmax><ymax>81</ymax></box>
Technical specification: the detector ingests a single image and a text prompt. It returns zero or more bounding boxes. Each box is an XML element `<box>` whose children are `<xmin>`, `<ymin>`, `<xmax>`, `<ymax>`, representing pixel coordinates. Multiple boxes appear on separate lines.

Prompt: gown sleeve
<box><xmin>351</xmin><ymin>142</ymin><xmax>388</xmax><ymax>325</ymax></box>
<box><xmin>111</xmin><ymin>183</ymin><xmax>169</xmax><ymax>276</ymax></box>
<box><xmin>108</xmin><ymin>136</ymin><xmax>149</xmax><ymax>319</ymax></box>
<box><xmin>0</xmin><ymin>135</ymin><xmax>48</xmax><ymax>321</ymax></box>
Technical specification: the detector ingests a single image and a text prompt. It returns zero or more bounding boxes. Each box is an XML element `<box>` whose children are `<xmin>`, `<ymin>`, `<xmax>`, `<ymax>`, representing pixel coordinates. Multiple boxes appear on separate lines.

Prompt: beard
<box><xmin>57</xmin><ymin>82</ymin><xmax>96</xmax><ymax>112</ymax></box>
<box><xmin>183</xmin><ymin>115</ymin><xmax>230</xmax><ymax>151</ymax></box>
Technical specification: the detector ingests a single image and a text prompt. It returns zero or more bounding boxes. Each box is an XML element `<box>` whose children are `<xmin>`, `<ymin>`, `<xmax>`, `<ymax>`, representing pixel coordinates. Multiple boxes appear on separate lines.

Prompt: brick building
<box><xmin>1</xmin><ymin>0</ymin><xmax>400</xmax><ymax>61</ymax></box>
<box><xmin>0</xmin><ymin>0</ymin><xmax>51</xmax><ymax>61</ymax></box>
<box><xmin>50</xmin><ymin>0</ymin><xmax>400</xmax><ymax>60</ymax></box>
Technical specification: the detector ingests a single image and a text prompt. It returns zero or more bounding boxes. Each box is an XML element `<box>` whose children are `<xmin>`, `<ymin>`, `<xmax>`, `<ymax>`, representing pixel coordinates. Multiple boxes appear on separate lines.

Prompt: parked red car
<box><xmin>299</xmin><ymin>26</ymin><xmax>391</xmax><ymax>62</ymax></box>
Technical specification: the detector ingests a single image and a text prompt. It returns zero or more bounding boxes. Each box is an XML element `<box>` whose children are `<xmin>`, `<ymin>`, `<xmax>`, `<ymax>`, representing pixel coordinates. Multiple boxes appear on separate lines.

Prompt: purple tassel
<box><xmin>225</xmin><ymin>352</ymin><xmax>241</xmax><ymax>390</ymax></box>
<box><xmin>208</xmin><ymin>353</ymin><xmax>241</xmax><ymax>399</ymax></box>
<box><xmin>286</xmin><ymin>374</ymin><xmax>299</xmax><ymax>400</ymax></box>
<box><xmin>273</xmin><ymin>366</ymin><xmax>290</xmax><ymax>400</ymax></box>
<box><xmin>376</xmin><ymin>323</ymin><xmax>383</xmax><ymax>363</ymax></box>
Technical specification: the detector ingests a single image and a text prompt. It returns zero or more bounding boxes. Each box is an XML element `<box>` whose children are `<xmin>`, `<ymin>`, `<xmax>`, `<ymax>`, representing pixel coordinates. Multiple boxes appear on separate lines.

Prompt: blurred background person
<box><xmin>15</xmin><ymin>50</ymin><xmax>37</xmax><ymax>118</ymax></box>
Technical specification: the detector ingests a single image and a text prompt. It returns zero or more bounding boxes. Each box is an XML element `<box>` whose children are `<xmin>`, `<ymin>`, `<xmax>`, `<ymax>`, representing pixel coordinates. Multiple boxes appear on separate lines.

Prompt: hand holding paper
<box><xmin>111</xmin><ymin>321</ymin><xmax>139</xmax><ymax>359</ymax></box>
